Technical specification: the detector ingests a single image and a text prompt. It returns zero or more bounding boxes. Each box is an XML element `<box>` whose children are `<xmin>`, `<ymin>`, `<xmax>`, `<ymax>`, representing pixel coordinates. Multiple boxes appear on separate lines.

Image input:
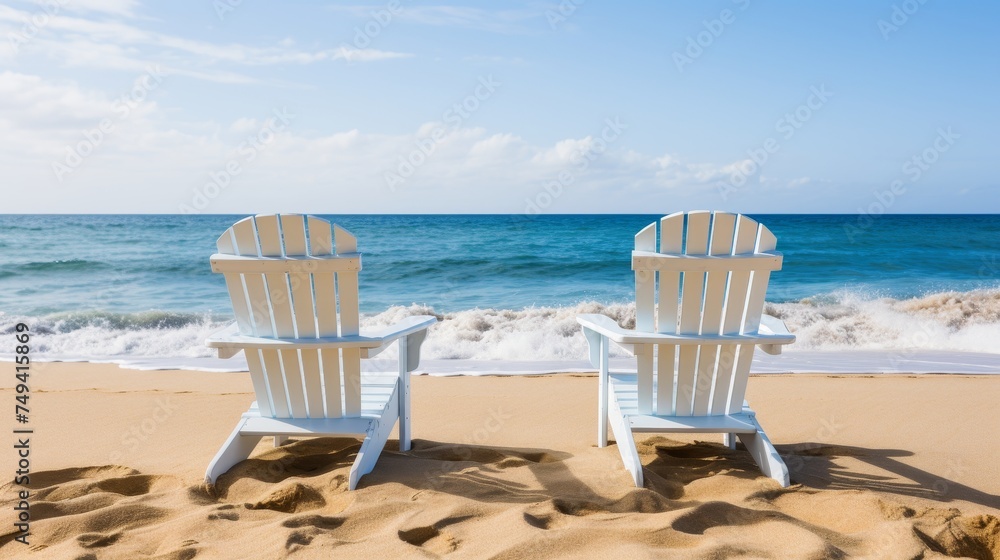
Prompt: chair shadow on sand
<box><xmin>206</xmin><ymin>435</ymin><xmax>999</xmax><ymax>514</ymax></box>
<box><xmin>207</xmin><ymin>437</ymin><xmax>596</xmax><ymax>507</ymax></box>
<box><xmin>776</xmin><ymin>441</ymin><xmax>1000</xmax><ymax>511</ymax></box>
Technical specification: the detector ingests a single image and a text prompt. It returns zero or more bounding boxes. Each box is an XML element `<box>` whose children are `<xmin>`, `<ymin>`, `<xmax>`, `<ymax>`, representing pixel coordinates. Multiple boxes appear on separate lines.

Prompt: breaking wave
<box><xmin>2</xmin><ymin>288</ymin><xmax>999</xmax><ymax>369</ymax></box>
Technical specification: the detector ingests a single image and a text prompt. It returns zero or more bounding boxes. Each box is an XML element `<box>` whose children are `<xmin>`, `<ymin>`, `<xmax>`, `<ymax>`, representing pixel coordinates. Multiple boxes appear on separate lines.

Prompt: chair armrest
<box><xmin>205</xmin><ymin>323</ymin><xmax>243</xmax><ymax>358</ymax></box>
<box><xmin>362</xmin><ymin>315</ymin><xmax>437</xmax><ymax>344</ymax></box>
<box><xmin>757</xmin><ymin>314</ymin><xmax>796</xmax><ymax>355</ymax></box>
<box><xmin>359</xmin><ymin>315</ymin><xmax>438</xmax><ymax>361</ymax></box>
<box><xmin>577</xmin><ymin>314</ymin><xmax>794</xmax><ymax>346</ymax></box>
<box><xmin>577</xmin><ymin>312</ymin><xmax>796</xmax><ymax>364</ymax></box>
<box><xmin>204</xmin><ymin>316</ymin><xmax>437</xmax><ymax>360</ymax></box>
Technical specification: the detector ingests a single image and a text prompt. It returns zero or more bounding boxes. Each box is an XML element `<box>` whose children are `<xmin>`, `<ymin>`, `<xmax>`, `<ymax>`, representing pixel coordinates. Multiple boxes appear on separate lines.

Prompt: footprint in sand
<box><xmin>279</xmin><ymin>515</ymin><xmax>346</xmax><ymax>552</ymax></box>
<box><xmin>398</xmin><ymin>525</ymin><xmax>459</xmax><ymax>555</ymax></box>
<box><xmin>396</xmin><ymin>514</ymin><xmax>471</xmax><ymax>555</ymax></box>
<box><xmin>76</xmin><ymin>531</ymin><xmax>123</xmax><ymax>548</ymax></box>
<box><xmin>282</xmin><ymin>515</ymin><xmax>345</xmax><ymax>530</ymax></box>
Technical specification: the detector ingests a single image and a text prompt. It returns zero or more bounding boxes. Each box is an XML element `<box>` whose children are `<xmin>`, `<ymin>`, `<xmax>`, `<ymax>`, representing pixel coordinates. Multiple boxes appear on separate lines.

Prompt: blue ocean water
<box><xmin>0</xmin><ymin>214</ymin><xmax>998</xmax><ymax>369</ymax></box>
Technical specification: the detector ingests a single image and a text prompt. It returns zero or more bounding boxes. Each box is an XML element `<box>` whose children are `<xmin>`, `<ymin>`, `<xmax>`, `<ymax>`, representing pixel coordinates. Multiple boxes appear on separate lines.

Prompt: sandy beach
<box><xmin>1</xmin><ymin>363</ymin><xmax>998</xmax><ymax>559</ymax></box>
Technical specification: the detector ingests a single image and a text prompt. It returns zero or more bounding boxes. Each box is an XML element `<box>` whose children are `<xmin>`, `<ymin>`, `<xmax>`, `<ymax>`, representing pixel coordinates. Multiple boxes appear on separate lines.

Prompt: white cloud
<box><xmin>788</xmin><ymin>176</ymin><xmax>811</xmax><ymax>188</ymax></box>
<box><xmin>1</xmin><ymin>72</ymin><xmax>762</xmax><ymax>214</ymax></box>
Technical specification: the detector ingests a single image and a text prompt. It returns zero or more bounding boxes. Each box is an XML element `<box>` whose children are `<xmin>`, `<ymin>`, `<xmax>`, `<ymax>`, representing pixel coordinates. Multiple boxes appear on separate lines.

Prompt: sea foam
<box><xmin>2</xmin><ymin>288</ymin><xmax>998</xmax><ymax>372</ymax></box>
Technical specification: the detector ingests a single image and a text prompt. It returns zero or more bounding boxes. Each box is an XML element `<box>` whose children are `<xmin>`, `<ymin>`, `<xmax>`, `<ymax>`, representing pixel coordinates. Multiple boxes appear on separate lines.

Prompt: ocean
<box><xmin>1</xmin><ymin>214</ymin><xmax>998</xmax><ymax>373</ymax></box>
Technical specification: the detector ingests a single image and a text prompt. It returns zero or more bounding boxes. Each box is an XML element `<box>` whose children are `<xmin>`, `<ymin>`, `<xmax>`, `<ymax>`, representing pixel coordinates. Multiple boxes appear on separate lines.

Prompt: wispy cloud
<box><xmin>0</xmin><ymin>4</ymin><xmax>413</xmax><ymax>83</ymax></box>
<box><xmin>462</xmin><ymin>54</ymin><xmax>526</xmax><ymax>65</ymax></box>
<box><xmin>7</xmin><ymin>0</ymin><xmax>140</xmax><ymax>18</ymax></box>
<box><xmin>330</xmin><ymin>4</ymin><xmax>547</xmax><ymax>34</ymax></box>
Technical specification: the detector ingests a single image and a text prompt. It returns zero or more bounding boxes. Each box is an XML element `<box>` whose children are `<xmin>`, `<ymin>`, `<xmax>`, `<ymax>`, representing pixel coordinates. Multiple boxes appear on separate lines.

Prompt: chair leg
<box><xmin>274</xmin><ymin>436</ymin><xmax>288</xmax><ymax>447</ymax></box>
<box><xmin>349</xmin><ymin>380</ymin><xmax>400</xmax><ymax>490</ymax></box>
<box><xmin>398</xmin><ymin>336</ymin><xmax>411</xmax><ymax>452</ymax></box>
<box><xmin>607</xmin><ymin>386</ymin><xmax>643</xmax><ymax>487</ymax></box>
<box><xmin>738</xmin><ymin>413</ymin><xmax>790</xmax><ymax>487</ymax></box>
<box><xmin>205</xmin><ymin>418</ymin><xmax>263</xmax><ymax>485</ymax></box>
<box><xmin>598</xmin><ymin>335</ymin><xmax>609</xmax><ymax>447</ymax></box>
<box><xmin>723</xmin><ymin>433</ymin><xmax>737</xmax><ymax>449</ymax></box>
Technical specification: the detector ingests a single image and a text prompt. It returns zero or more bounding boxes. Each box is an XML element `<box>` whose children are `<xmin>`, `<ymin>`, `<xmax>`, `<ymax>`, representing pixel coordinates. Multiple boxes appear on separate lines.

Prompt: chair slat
<box><xmin>279</xmin><ymin>349</ymin><xmax>308</xmax><ymax>416</ymax></box>
<box><xmin>320</xmin><ymin>348</ymin><xmax>343</xmax><ymax>418</ymax></box>
<box><xmin>655</xmin><ymin>344</ymin><xmax>676</xmax><ymax>415</ymax></box>
<box><xmin>307</xmin><ymin>217</ymin><xmax>344</xmax><ymax>417</ymax></box>
<box><xmin>280</xmin><ymin>215</ymin><xmax>308</xmax><ymax>256</ymax></box>
<box><xmin>634</xmin><ymin>222</ymin><xmax>657</xmax><ymax>332</ymax></box>
<box><xmin>335</xmin><ymin>226</ymin><xmax>361</xmax><ymax>339</ymax></box>
<box><xmin>334</xmin><ymin>224</ymin><xmax>357</xmax><ymax>253</ymax></box>
<box><xmin>342</xmin><ymin>348</ymin><xmax>362</xmax><ymax>417</ymax></box>
<box><xmin>281</xmin><ymin>214</ymin><xmax>317</xmax><ymax>339</ymax></box>
<box><xmin>216</xmin><ymin>231</ymin><xmax>254</xmax><ymax>335</ymax></box>
<box><xmin>712</xmin><ymin>215</ymin><xmax>760</xmax><ymax>414</ymax></box>
<box><xmin>244</xmin><ymin>349</ymin><xmax>273</xmax><ymax>417</ymax></box>
<box><xmin>232</xmin><ymin>218</ymin><xmax>273</xmax><ymax>337</ymax></box>
<box><xmin>636</xmin><ymin>346</ymin><xmax>653</xmax><ymax>414</ymax></box>
<box><xmin>338</xmin><ymin>271</ymin><xmax>360</xmax><ymax>337</ymax></box>
<box><xmin>744</xmin><ymin>225</ymin><xmax>777</xmax><ymax>331</ymax></box>
<box><xmin>256</xmin><ymin>215</ymin><xmax>296</xmax><ymax>339</ymax></box>
<box><xmin>654</xmin><ymin>213</ymin><xmax>684</xmax><ymax>415</ymax></box>
<box><xmin>675</xmin><ymin>212</ymin><xmax>710</xmax><ymax>415</ymax></box>
<box><xmin>729</xmin><ymin>222</ymin><xmax>778</xmax><ymax>413</ymax></box>
<box><xmin>300</xmin><ymin>349</ymin><xmax>324</xmax><ymax>418</ymax></box>
<box><xmin>308</xmin><ymin>218</ymin><xmax>339</xmax><ymax>338</ymax></box>
<box><xmin>728</xmin><ymin>344</ymin><xmax>756</xmax><ymax>414</ymax></box>
<box><xmin>657</xmin><ymin>213</ymin><xmax>684</xmax><ymax>335</ymax></box>
<box><xmin>693</xmin><ymin>213</ymin><xmax>736</xmax><ymax>415</ymax></box>
<box><xmin>308</xmin><ymin>217</ymin><xmax>335</xmax><ymax>256</ymax></box>
<box><xmin>261</xmin><ymin>349</ymin><xmax>290</xmax><ymax>417</ymax></box>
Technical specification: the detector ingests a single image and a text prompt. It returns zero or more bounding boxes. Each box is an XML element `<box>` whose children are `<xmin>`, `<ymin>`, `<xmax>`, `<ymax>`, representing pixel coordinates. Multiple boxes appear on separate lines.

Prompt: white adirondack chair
<box><xmin>204</xmin><ymin>214</ymin><xmax>436</xmax><ymax>490</ymax></box>
<box><xmin>578</xmin><ymin>211</ymin><xmax>795</xmax><ymax>487</ymax></box>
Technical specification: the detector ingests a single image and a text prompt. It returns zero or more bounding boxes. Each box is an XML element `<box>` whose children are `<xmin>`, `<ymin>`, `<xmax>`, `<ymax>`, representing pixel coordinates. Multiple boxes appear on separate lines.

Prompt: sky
<box><xmin>1</xmin><ymin>0</ymin><xmax>997</xmax><ymax>214</ymax></box>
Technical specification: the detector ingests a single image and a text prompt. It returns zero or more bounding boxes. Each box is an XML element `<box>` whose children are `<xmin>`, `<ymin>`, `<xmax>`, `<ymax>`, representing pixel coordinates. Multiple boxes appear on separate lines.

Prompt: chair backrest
<box><xmin>211</xmin><ymin>214</ymin><xmax>363</xmax><ymax>419</ymax></box>
<box><xmin>631</xmin><ymin>211</ymin><xmax>781</xmax><ymax>417</ymax></box>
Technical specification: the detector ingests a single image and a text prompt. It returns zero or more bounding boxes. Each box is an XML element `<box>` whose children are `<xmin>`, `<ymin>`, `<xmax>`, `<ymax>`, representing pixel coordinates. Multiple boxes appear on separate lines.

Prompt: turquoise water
<box><xmin>0</xmin><ymin>214</ymin><xmax>998</xmax><ymax>367</ymax></box>
<box><xmin>1</xmin><ymin>214</ymin><xmax>997</xmax><ymax>314</ymax></box>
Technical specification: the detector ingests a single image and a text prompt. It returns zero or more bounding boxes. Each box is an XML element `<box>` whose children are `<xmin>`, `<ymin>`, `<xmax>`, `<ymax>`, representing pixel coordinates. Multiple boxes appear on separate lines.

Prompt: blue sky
<box><xmin>1</xmin><ymin>0</ymin><xmax>996</xmax><ymax>213</ymax></box>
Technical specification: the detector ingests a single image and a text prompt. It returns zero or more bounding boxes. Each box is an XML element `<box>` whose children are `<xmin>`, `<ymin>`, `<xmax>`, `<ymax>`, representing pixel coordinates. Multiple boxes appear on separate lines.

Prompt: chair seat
<box><xmin>244</xmin><ymin>374</ymin><xmax>400</xmax><ymax>433</ymax></box>
<box><xmin>609</xmin><ymin>373</ymin><xmax>757</xmax><ymax>433</ymax></box>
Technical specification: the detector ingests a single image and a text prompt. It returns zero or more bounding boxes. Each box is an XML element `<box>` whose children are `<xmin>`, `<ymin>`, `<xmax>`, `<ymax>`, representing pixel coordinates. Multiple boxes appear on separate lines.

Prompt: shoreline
<box><xmin>5</xmin><ymin>347</ymin><xmax>999</xmax><ymax>376</ymax></box>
